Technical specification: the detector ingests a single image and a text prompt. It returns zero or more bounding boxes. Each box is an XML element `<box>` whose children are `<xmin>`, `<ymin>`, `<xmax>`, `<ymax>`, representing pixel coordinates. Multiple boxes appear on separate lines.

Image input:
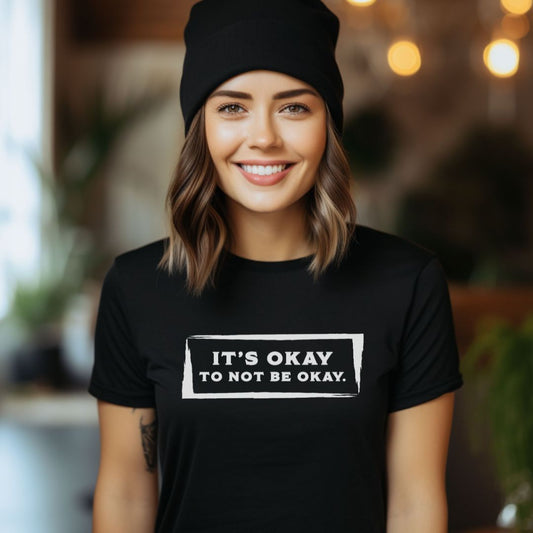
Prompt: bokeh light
<box><xmin>387</xmin><ymin>40</ymin><xmax>422</xmax><ymax>76</ymax></box>
<box><xmin>500</xmin><ymin>0</ymin><xmax>532</xmax><ymax>15</ymax></box>
<box><xmin>501</xmin><ymin>13</ymin><xmax>530</xmax><ymax>39</ymax></box>
<box><xmin>346</xmin><ymin>0</ymin><xmax>377</xmax><ymax>6</ymax></box>
<box><xmin>483</xmin><ymin>38</ymin><xmax>520</xmax><ymax>77</ymax></box>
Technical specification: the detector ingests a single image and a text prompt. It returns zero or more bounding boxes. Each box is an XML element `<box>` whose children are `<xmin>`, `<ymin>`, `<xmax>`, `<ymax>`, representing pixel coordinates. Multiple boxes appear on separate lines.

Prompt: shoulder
<box><xmin>114</xmin><ymin>237</ymin><xmax>168</xmax><ymax>266</ymax></box>
<box><xmin>343</xmin><ymin>224</ymin><xmax>440</xmax><ymax>280</ymax></box>
<box><xmin>353</xmin><ymin>224</ymin><xmax>436</xmax><ymax>262</ymax></box>
<box><xmin>110</xmin><ymin>237</ymin><xmax>170</xmax><ymax>286</ymax></box>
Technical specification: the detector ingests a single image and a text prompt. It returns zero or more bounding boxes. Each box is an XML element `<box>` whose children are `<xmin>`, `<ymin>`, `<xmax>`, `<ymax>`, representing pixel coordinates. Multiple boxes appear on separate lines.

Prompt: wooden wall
<box><xmin>69</xmin><ymin>0</ymin><xmax>196</xmax><ymax>43</ymax></box>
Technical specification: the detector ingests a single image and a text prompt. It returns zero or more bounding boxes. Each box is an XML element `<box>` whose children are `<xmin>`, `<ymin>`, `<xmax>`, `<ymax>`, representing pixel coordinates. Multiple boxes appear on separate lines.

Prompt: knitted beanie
<box><xmin>179</xmin><ymin>0</ymin><xmax>344</xmax><ymax>137</ymax></box>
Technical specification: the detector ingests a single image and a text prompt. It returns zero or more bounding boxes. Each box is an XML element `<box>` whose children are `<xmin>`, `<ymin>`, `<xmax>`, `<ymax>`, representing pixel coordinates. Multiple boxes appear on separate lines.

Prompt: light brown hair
<box><xmin>158</xmin><ymin>102</ymin><xmax>357</xmax><ymax>297</ymax></box>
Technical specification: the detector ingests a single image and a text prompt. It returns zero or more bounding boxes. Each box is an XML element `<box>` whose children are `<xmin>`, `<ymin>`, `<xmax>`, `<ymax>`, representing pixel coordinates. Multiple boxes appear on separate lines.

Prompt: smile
<box><xmin>234</xmin><ymin>163</ymin><xmax>295</xmax><ymax>186</ymax></box>
<box><xmin>239</xmin><ymin>163</ymin><xmax>289</xmax><ymax>175</ymax></box>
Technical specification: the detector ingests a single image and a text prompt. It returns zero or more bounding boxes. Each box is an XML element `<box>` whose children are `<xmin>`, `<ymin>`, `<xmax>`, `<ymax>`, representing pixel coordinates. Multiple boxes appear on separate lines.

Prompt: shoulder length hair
<box><xmin>158</xmin><ymin>102</ymin><xmax>357</xmax><ymax>297</ymax></box>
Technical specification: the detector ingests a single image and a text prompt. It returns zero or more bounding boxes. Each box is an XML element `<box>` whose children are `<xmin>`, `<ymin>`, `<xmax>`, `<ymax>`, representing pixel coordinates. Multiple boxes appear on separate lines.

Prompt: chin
<box><xmin>240</xmin><ymin>202</ymin><xmax>291</xmax><ymax>214</ymax></box>
<box><xmin>239</xmin><ymin>195</ymin><xmax>307</xmax><ymax>215</ymax></box>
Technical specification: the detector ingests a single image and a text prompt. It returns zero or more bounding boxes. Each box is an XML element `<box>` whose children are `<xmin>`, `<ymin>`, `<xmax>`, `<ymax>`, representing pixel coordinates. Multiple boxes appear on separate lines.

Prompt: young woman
<box><xmin>88</xmin><ymin>1</ymin><xmax>463</xmax><ymax>532</ymax></box>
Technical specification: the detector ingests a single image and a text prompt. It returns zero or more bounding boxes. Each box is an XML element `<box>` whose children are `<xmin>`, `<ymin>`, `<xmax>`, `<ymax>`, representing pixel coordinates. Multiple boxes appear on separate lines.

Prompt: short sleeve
<box><xmin>88</xmin><ymin>259</ymin><xmax>156</xmax><ymax>408</ymax></box>
<box><xmin>388</xmin><ymin>256</ymin><xmax>464</xmax><ymax>412</ymax></box>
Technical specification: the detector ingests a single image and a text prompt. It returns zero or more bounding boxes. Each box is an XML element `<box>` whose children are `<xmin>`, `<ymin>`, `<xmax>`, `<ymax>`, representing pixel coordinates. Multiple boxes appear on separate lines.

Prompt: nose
<box><xmin>246</xmin><ymin>108</ymin><xmax>282</xmax><ymax>149</ymax></box>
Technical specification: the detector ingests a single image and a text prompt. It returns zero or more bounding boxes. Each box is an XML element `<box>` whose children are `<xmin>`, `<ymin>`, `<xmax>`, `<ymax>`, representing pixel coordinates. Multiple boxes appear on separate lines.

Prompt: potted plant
<box><xmin>461</xmin><ymin>313</ymin><xmax>533</xmax><ymax>532</ymax></box>
<box><xmin>1</xmin><ymin>83</ymin><xmax>174</xmax><ymax>390</ymax></box>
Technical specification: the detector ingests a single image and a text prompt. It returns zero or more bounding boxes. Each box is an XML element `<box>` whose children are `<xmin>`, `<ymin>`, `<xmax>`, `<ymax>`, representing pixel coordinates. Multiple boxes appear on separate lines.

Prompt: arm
<box><xmin>385</xmin><ymin>391</ymin><xmax>455</xmax><ymax>533</ymax></box>
<box><xmin>93</xmin><ymin>400</ymin><xmax>159</xmax><ymax>533</ymax></box>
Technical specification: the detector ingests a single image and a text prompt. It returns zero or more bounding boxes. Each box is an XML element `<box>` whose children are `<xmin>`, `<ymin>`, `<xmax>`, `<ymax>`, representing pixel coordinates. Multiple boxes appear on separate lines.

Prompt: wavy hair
<box><xmin>158</xmin><ymin>102</ymin><xmax>357</xmax><ymax>297</ymax></box>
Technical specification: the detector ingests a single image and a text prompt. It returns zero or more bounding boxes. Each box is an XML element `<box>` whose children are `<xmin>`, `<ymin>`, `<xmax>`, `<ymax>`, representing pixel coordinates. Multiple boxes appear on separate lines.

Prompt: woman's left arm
<box><xmin>385</xmin><ymin>391</ymin><xmax>456</xmax><ymax>533</ymax></box>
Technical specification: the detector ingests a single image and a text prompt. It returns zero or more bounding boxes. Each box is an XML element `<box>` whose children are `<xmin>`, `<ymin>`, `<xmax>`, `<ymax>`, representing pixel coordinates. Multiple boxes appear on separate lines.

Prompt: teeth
<box><xmin>239</xmin><ymin>164</ymin><xmax>288</xmax><ymax>175</ymax></box>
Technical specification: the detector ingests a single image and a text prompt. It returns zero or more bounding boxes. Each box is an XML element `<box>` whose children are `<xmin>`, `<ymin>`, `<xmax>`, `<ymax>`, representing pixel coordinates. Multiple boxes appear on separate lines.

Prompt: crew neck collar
<box><xmin>223</xmin><ymin>250</ymin><xmax>314</xmax><ymax>272</ymax></box>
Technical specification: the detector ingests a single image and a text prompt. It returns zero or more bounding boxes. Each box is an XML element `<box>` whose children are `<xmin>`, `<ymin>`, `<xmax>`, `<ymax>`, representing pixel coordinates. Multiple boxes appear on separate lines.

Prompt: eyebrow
<box><xmin>207</xmin><ymin>88</ymin><xmax>320</xmax><ymax>101</ymax></box>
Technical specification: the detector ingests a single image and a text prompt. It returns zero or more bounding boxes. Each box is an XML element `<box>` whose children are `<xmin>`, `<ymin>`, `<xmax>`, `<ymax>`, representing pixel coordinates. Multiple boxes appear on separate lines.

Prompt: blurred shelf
<box><xmin>449</xmin><ymin>283</ymin><xmax>533</xmax><ymax>355</ymax></box>
<box><xmin>0</xmin><ymin>390</ymin><xmax>98</xmax><ymax>426</ymax></box>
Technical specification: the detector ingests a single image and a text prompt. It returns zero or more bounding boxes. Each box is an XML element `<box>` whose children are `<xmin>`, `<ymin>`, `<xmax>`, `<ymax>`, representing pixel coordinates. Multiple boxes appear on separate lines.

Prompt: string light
<box><xmin>346</xmin><ymin>0</ymin><xmax>377</xmax><ymax>5</ymax></box>
<box><xmin>387</xmin><ymin>40</ymin><xmax>422</xmax><ymax>76</ymax></box>
<box><xmin>500</xmin><ymin>0</ymin><xmax>532</xmax><ymax>15</ymax></box>
<box><xmin>483</xmin><ymin>38</ymin><xmax>519</xmax><ymax>77</ymax></box>
<box><xmin>501</xmin><ymin>13</ymin><xmax>530</xmax><ymax>39</ymax></box>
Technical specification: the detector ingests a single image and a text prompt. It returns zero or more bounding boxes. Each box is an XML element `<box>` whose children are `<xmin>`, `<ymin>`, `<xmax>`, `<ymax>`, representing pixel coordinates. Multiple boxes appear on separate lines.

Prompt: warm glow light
<box><xmin>346</xmin><ymin>0</ymin><xmax>376</xmax><ymax>6</ymax></box>
<box><xmin>387</xmin><ymin>40</ymin><xmax>421</xmax><ymax>76</ymax></box>
<box><xmin>501</xmin><ymin>13</ymin><xmax>530</xmax><ymax>39</ymax></box>
<box><xmin>501</xmin><ymin>0</ymin><xmax>532</xmax><ymax>14</ymax></box>
<box><xmin>483</xmin><ymin>38</ymin><xmax>519</xmax><ymax>77</ymax></box>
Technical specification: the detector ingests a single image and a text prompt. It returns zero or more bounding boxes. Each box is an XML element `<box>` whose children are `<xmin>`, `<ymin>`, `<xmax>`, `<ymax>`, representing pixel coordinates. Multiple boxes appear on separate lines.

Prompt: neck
<box><xmin>225</xmin><ymin>199</ymin><xmax>315</xmax><ymax>261</ymax></box>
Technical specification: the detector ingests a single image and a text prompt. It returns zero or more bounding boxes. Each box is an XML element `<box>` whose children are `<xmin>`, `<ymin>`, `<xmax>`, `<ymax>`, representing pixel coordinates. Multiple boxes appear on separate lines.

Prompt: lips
<box><xmin>234</xmin><ymin>162</ymin><xmax>295</xmax><ymax>186</ymax></box>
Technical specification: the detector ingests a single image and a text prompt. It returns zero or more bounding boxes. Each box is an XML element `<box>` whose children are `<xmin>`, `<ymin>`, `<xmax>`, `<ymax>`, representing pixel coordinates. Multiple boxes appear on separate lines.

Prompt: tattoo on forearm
<box><xmin>139</xmin><ymin>415</ymin><xmax>158</xmax><ymax>473</ymax></box>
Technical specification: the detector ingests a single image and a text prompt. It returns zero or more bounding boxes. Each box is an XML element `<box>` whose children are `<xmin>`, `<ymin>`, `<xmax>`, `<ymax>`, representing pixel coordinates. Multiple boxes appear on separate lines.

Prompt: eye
<box><xmin>215</xmin><ymin>102</ymin><xmax>311</xmax><ymax>116</ymax></box>
<box><xmin>217</xmin><ymin>103</ymin><xmax>245</xmax><ymax>114</ymax></box>
<box><xmin>282</xmin><ymin>103</ymin><xmax>310</xmax><ymax>114</ymax></box>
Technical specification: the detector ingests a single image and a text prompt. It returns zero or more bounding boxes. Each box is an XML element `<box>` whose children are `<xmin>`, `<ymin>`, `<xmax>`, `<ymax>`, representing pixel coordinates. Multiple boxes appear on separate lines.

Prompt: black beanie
<box><xmin>179</xmin><ymin>0</ymin><xmax>344</xmax><ymax>137</ymax></box>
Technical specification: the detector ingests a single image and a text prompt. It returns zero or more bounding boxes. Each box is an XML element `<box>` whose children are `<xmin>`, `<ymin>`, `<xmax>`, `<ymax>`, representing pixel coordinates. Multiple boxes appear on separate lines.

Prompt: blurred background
<box><xmin>1</xmin><ymin>0</ymin><xmax>533</xmax><ymax>531</ymax></box>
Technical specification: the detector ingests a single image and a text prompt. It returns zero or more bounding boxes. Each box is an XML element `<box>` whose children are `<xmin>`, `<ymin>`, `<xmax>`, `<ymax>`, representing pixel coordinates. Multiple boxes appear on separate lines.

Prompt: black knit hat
<box><xmin>179</xmin><ymin>0</ymin><xmax>344</xmax><ymax>137</ymax></box>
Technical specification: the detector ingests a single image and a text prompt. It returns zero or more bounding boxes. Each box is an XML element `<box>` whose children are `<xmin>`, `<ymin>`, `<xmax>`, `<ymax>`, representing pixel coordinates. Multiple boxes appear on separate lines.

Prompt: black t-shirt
<box><xmin>88</xmin><ymin>224</ymin><xmax>463</xmax><ymax>533</ymax></box>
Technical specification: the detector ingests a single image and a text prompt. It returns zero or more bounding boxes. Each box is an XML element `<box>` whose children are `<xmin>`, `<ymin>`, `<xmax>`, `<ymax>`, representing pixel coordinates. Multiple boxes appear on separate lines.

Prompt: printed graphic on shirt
<box><xmin>182</xmin><ymin>333</ymin><xmax>364</xmax><ymax>399</ymax></box>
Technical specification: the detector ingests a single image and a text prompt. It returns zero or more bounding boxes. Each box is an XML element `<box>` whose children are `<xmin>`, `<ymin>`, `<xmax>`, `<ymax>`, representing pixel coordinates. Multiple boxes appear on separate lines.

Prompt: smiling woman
<box><xmin>88</xmin><ymin>1</ymin><xmax>463</xmax><ymax>532</ymax></box>
<box><xmin>159</xmin><ymin>64</ymin><xmax>355</xmax><ymax>291</ymax></box>
<box><xmin>203</xmin><ymin>70</ymin><xmax>328</xmax><ymax>254</ymax></box>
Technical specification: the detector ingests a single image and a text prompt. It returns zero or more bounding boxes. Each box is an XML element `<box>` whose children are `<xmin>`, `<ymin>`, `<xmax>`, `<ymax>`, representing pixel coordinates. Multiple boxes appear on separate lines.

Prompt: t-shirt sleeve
<box><xmin>88</xmin><ymin>259</ymin><xmax>156</xmax><ymax>408</ymax></box>
<box><xmin>388</xmin><ymin>256</ymin><xmax>464</xmax><ymax>412</ymax></box>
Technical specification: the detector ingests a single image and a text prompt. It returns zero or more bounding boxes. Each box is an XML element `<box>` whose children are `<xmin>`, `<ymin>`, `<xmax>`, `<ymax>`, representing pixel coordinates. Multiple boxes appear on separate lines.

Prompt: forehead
<box><xmin>208</xmin><ymin>70</ymin><xmax>321</xmax><ymax>101</ymax></box>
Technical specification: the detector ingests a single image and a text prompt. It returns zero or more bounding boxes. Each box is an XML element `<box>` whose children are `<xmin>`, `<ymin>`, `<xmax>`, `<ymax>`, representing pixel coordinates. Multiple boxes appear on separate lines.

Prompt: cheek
<box><xmin>309</xmin><ymin>117</ymin><xmax>327</xmax><ymax>154</ymax></box>
<box><xmin>285</xmin><ymin>118</ymin><xmax>326</xmax><ymax>165</ymax></box>
<box><xmin>205</xmin><ymin>118</ymin><xmax>240</xmax><ymax>161</ymax></box>
<box><xmin>309</xmin><ymin>131</ymin><xmax>327</xmax><ymax>164</ymax></box>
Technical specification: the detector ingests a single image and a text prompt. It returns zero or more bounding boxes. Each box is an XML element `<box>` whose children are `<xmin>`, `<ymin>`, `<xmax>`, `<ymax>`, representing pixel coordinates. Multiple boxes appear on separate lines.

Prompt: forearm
<box><xmin>93</xmin><ymin>403</ymin><xmax>159</xmax><ymax>532</ymax></box>
<box><xmin>386</xmin><ymin>498</ymin><xmax>447</xmax><ymax>533</ymax></box>
<box><xmin>92</xmin><ymin>476</ymin><xmax>159</xmax><ymax>532</ymax></box>
<box><xmin>385</xmin><ymin>393</ymin><xmax>455</xmax><ymax>532</ymax></box>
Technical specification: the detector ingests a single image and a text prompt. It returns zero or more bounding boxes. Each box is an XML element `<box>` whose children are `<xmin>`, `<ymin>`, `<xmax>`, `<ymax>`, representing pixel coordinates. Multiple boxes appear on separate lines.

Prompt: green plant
<box><xmin>4</xmin><ymin>83</ymin><xmax>174</xmax><ymax>339</ymax></box>
<box><xmin>462</xmin><ymin>313</ymin><xmax>533</xmax><ymax>531</ymax></box>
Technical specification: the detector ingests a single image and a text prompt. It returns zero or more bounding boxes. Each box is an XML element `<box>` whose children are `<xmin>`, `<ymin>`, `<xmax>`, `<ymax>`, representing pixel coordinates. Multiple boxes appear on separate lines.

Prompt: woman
<box><xmin>88</xmin><ymin>1</ymin><xmax>463</xmax><ymax>531</ymax></box>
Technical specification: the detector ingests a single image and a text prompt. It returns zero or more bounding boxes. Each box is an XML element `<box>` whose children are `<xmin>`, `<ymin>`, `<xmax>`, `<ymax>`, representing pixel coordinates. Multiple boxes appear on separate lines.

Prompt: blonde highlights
<box><xmin>157</xmin><ymin>103</ymin><xmax>357</xmax><ymax>297</ymax></box>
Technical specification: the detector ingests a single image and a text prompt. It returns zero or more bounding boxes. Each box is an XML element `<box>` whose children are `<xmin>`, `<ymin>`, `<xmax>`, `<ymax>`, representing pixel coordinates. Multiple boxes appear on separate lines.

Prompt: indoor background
<box><xmin>1</xmin><ymin>0</ymin><xmax>533</xmax><ymax>531</ymax></box>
